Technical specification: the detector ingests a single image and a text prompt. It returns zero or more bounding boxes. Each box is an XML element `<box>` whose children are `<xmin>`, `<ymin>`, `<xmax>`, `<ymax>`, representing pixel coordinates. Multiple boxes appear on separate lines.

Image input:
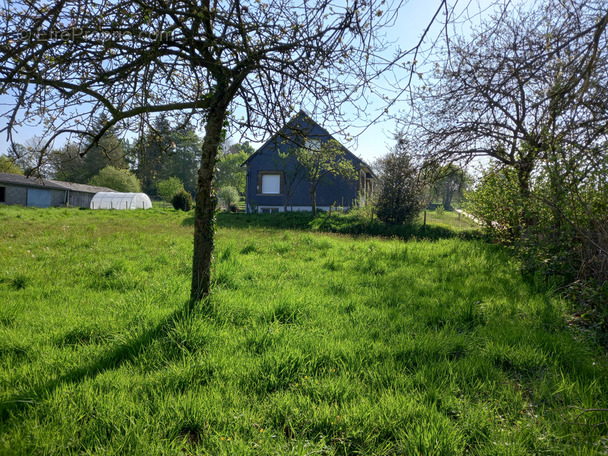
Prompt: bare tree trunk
<box><xmin>190</xmin><ymin>105</ymin><xmax>227</xmax><ymax>304</ymax></box>
<box><xmin>512</xmin><ymin>160</ymin><xmax>534</xmax><ymax>238</ymax></box>
<box><xmin>310</xmin><ymin>186</ymin><xmax>317</xmax><ymax>215</ymax></box>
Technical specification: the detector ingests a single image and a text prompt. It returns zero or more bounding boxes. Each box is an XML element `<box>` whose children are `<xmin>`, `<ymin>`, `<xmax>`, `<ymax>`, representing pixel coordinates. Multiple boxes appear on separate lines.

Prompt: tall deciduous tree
<box><xmin>0</xmin><ymin>0</ymin><xmax>451</xmax><ymax>303</ymax></box>
<box><xmin>404</xmin><ymin>0</ymin><xmax>608</xmax><ymax>200</ymax></box>
<box><xmin>226</xmin><ymin>142</ymin><xmax>255</xmax><ymax>157</ymax></box>
<box><xmin>296</xmin><ymin>139</ymin><xmax>356</xmax><ymax>215</ymax></box>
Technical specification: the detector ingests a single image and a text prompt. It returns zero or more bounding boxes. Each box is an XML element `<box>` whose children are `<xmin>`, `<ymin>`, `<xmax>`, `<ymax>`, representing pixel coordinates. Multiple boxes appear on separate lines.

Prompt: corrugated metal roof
<box><xmin>46</xmin><ymin>179</ymin><xmax>116</xmax><ymax>194</ymax></box>
<box><xmin>0</xmin><ymin>172</ymin><xmax>116</xmax><ymax>194</ymax></box>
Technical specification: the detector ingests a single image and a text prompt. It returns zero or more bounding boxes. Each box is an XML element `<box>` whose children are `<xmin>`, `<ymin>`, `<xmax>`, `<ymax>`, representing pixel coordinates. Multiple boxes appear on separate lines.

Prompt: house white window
<box><xmin>261</xmin><ymin>173</ymin><xmax>281</xmax><ymax>194</ymax></box>
<box><xmin>306</xmin><ymin>138</ymin><xmax>321</xmax><ymax>151</ymax></box>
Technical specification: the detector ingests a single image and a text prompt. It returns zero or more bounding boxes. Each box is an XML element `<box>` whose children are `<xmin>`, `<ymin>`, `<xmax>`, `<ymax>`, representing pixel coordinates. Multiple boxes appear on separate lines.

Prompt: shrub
<box><xmin>157</xmin><ymin>177</ymin><xmax>185</xmax><ymax>203</ymax></box>
<box><xmin>374</xmin><ymin>148</ymin><xmax>423</xmax><ymax>224</ymax></box>
<box><xmin>217</xmin><ymin>186</ymin><xmax>240</xmax><ymax>211</ymax></box>
<box><xmin>172</xmin><ymin>190</ymin><xmax>193</xmax><ymax>211</ymax></box>
<box><xmin>89</xmin><ymin>166</ymin><xmax>142</xmax><ymax>193</ymax></box>
<box><xmin>465</xmin><ymin>164</ymin><xmax>527</xmax><ymax>242</ymax></box>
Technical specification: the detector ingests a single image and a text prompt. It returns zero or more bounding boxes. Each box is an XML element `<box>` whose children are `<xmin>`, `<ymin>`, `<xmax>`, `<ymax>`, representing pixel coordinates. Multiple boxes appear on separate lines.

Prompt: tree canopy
<box><xmin>406</xmin><ymin>0</ymin><xmax>608</xmax><ymax>315</ymax></box>
<box><xmin>131</xmin><ymin>115</ymin><xmax>200</xmax><ymax>195</ymax></box>
<box><xmin>89</xmin><ymin>166</ymin><xmax>142</xmax><ymax>193</ymax></box>
<box><xmin>214</xmin><ymin>147</ymin><xmax>250</xmax><ymax>195</ymax></box>
<box><xmin>156</xmin><ymin>177</ymin><xmax>186</xmax><ymax>204</ymax></box>
<box><xmin>0</xmin><ymin>155</ymin><xmax>23</xmax><ymax>175</ymax></box>
<box><xmin>403</xmin><ymin>0</ymin><xmax>608</xmax><ymax>198</ymax></box>
<box><xmin>0</xmin><ymin>0</ymin><xmax>452</xmax><ymax>302</ymax></box>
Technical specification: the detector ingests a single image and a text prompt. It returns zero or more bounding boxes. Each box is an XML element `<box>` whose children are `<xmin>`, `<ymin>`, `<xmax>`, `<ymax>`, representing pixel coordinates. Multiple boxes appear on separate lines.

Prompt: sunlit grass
<box><xmin>0</xmin><ymin>205</ymin><xmax>606</xmax><ymax>455</ymax></box>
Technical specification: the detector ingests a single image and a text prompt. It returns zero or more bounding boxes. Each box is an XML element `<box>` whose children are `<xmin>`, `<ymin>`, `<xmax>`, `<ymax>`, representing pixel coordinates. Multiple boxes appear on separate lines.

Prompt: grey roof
<box><xmin>0</xmin><ymin>172</ymin><xmax>116</xmax><ymax>194</ymax></box>
<box><xmin>242</xmin><ymin>110</ymin><xmax>378</xmax><ymax>181</ymax></box>
<box><xmin>46</xmin><ymin>179</ymin><xmax>116</xmax><ymax>194</ymax></box>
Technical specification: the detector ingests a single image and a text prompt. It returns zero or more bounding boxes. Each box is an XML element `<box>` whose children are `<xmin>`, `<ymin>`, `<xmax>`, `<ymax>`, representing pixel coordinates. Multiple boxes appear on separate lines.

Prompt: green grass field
<box><xmin>1</xmin><ymin>206</ymin><xmax>606</xmax><ymax>455</ymax></box>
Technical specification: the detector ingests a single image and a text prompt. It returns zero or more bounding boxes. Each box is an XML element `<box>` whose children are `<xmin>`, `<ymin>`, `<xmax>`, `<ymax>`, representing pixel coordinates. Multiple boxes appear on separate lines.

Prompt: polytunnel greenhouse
<box><xmin>90</xmin><ymin>192</ymin><xmax>152</xmax><ymax>210</ymax></box>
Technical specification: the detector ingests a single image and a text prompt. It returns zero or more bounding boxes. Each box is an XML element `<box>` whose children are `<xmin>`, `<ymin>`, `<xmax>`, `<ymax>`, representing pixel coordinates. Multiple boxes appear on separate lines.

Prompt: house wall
<box><xmin>2</xmin><ymin>185</ymin><xmax>28</xmax><ymax>206</ymax></box>
<box><xmin>0</xmin><ymin>184</ymin><xmax>95</xmax><ymax>207</ymax></box>
<box><xmin>245</xmin><ymin>122</ymin><xmax>359</xmax><ymax>212</ymax></box>
<box><xmin>0</xmin><ymin>185</ymin><xmax>67</xmax><ymax>207</ymax></box>
<box><xmin>68</xmin><ymin>191</ymin><xmax>95</xmax><ymax>208</ymax></box>
<box><xmin>50</xmin><ymin>189</ymin><xmax>66</xmax><ymax>206</ymax></box>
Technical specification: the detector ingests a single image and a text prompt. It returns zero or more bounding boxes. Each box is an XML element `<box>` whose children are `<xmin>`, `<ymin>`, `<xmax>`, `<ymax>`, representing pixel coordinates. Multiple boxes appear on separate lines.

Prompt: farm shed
<box><xmin>90</xmin><ymin>192</ymin><xmax>152</xmax><ymax>210</ymax></box>
<box><xmin>0</xmin><ymin>172</ymin><xmax>115</xmax><ymax>208</ymax></box>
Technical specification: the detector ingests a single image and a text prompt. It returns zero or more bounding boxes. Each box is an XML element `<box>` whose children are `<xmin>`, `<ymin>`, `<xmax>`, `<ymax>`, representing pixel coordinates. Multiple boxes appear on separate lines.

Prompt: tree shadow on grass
<box><xmin>0</xmin><ymin>299</ymin><xmax>213</xmax><ymax>422</ymax></box>
<box><xmin>183</xmin><ymin>212</ymin><xmax>484</xmax><ymax>241</ymax></box>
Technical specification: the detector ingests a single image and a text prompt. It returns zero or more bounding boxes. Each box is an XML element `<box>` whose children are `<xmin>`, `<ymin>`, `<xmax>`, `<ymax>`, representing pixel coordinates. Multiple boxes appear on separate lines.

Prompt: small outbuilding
<box><xmin>0</xmin><ymin>172</ymin><xmax>115</xmax><ymax>208</ymax></box>
<box><xmin>90</xmin><ymin>192</ymin><xmax>152</xmax><ymax>210</ymax></box>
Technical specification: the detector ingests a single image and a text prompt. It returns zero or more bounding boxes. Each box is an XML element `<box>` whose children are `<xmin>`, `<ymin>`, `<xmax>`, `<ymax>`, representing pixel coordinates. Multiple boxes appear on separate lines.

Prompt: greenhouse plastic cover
<box><xmin>90</xmin><ymin>192</ymin><xmax>153</xmax><ymax>210</ymax></box>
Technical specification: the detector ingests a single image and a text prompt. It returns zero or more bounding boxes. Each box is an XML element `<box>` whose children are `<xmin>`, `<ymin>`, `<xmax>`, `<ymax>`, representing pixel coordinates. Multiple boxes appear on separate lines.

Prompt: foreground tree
<box><xmin>0</xmin><ymin>0</ymin><xmax>450</xmax><ymax>303</ymax></box>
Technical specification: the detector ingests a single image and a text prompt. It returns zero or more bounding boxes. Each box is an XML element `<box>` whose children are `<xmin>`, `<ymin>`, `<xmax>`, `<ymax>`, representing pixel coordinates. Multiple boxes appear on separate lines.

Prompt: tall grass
<box><xmin>216</xmin><ymin>208</ymin><xmax>480</xmax><ymax>240</ymax></box>
<box><xmin>0</xmin><ymin>205</ymin><xmax>606</xmax><ymax>455</ymax></box>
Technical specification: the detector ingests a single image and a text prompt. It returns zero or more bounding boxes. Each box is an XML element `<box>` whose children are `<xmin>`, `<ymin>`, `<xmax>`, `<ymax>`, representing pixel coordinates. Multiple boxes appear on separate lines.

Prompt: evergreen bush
<box><xmin>172</xmin><ymin>190</ymin><xmax>193</xmax><ymax>211</ymax></box>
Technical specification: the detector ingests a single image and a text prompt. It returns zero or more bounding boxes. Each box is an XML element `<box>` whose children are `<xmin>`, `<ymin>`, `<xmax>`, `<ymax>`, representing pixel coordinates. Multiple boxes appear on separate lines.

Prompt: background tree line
<box><xmin>5</xmin><ymin>115</ymin><xmax>256</xmax><ymax>203</ymax></box>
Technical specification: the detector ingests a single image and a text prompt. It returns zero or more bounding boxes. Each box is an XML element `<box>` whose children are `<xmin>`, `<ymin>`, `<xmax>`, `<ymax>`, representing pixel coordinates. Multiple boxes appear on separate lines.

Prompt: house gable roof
<box><xmin>242</xmin><ymin>111</ymin><xmax>377</xmax><ymax>180</ymax></box>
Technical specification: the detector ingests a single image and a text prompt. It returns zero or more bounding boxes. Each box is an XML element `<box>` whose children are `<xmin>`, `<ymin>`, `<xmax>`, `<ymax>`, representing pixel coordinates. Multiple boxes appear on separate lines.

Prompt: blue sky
<box><xmin>0</xmin><ymin>0</ymin><xmax>496</xmax><ymax>165</ymax></box>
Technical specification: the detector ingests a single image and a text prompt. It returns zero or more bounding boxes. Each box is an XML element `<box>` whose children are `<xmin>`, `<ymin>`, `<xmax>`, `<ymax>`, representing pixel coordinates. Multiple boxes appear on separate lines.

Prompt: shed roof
<box><xmin>0</xmin><ymin>172</ymin><xmax>115</xmax><ymax>194</ymax></box>
<box><xmin>46</xmin><ymin>179</ymin><xmax>116</xmax><ymax>194</ymax></box>
<box><xmin>0</xmin><ymin>172</ymin><xmax>66</xmax><ymax>190</ymax></box>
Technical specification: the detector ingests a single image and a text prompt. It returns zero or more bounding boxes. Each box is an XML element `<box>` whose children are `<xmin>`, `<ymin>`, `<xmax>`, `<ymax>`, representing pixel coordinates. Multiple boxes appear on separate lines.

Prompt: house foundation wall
<box><xmin>253</xmin><ymin>205</ymin><xmax>347</xmax><ymax>214</ymax></box>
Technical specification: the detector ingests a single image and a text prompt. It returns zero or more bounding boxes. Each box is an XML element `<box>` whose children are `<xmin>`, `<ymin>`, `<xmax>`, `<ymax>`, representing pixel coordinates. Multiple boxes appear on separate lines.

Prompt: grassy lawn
<box><xmin>1</xmin><ymin>206</ymin><xmax>606</xmax><ymax>455</ymax></box>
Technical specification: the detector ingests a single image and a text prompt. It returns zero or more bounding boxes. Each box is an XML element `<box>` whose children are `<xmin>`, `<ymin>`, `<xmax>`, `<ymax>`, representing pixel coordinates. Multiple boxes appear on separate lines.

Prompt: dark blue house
<box><xmin>243</xmin><ymin>111</ymin><xmax>377</xmax><ymax>213</ymax></box>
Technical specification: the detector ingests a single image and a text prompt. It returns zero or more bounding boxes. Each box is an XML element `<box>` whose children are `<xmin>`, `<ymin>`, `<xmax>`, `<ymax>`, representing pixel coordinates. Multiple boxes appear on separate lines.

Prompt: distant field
<box><xmin>1</xmin><ymin>206</ymin><xmax>606</xmax><ymax>455</ymax></box>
